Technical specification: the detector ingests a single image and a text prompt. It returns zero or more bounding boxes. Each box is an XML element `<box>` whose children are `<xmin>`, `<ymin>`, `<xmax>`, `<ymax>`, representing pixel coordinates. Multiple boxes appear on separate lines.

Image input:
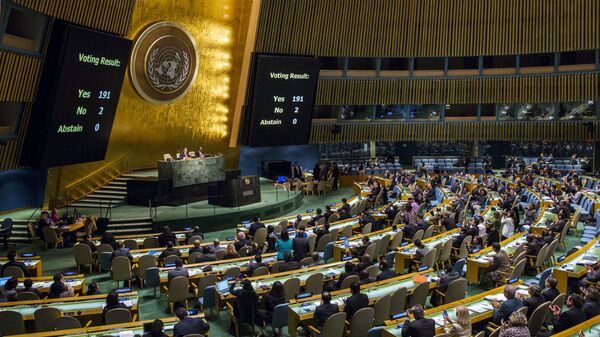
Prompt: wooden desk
<box><xmin>466</xmin><ymin>231</ymin><xmax>527</xmax><ymax>284</ymax></box>
<box><xmin>394</xmin><ymin>229</ymin><xmax>459</xmax><ymax>273</ymax></box>
<box><xmin>332</xmin><ymin>227</ymin><xmax>399</xmax><ymax>262</ymax></box>
<box><xmin>288</xmin><ymin>270</ymin><xmax>438</xmax><ymax>337</ymax></box>
<box><xmin>0</xmin><ymin>257</ymin><xmax>43</xmax><ymax>277</ymax></box>
<box><xmin>51</xmin><ymin>222</ymin><xmax>84</xmax><ymax>233</ymax></box>
<box><xmin>92</xmin><ymin>231</ymin><xmax>188</xmax><ymax>247</ymax></box>
<box><xmin>530</xmin><ymin>208</ymin><xmax>558</xmax><ymax>236</ymax></box>
<box><xmin>382</xmin><ymin>280</ymin><xmax>525</xmax><ymax>336</ymax></box>
<box><xmin>553</xmin><ymin>236</ymin><xmax>600</xmax><ymax>293</ymax></box>
<box><xmin>552</xmin><ymin>314</ymin><xmax>600</xmax><ymax>336</ymax></box>
<box><xmin>10</xmin><ymin>274</ymin><xmax>86</xmax><ymax>295</ymax></box>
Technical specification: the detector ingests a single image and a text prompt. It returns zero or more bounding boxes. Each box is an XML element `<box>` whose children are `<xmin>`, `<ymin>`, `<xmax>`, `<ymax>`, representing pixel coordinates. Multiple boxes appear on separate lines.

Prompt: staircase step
<box><xmin>108</xmin><ymin>181</ymin><xmax>127</xmax><ymax>186</ymax></box>
<box><xmin>68</xmin><ymin>202</ymin><xmax>116</xmax><ymax>209</ymax></box>
<box><xmin>81</xmin><ymin>195</ymin><xmax>125</xmax><ymax>201</ymax></box>
<box><xmin>102</xmin><ymin>185</ymin><xmax>127</xmax><ymax>191</ymax></box>
<box><xmin>93</xmin><ymin>190</ymin><xmax>128</xmax><ymax>196</ymax></box>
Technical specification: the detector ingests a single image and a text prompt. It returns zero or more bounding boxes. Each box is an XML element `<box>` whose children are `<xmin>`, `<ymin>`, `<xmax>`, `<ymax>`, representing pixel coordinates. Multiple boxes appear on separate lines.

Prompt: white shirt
<box><xmin>501</xmin><ymin>217</ymin><xmax>514</xmax><ymax>239</ymax></box>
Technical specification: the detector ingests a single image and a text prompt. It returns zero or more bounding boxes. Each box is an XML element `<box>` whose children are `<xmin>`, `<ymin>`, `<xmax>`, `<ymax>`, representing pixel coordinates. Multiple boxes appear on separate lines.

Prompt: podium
<box><xmin>208</xmin><ymin>175</ymin><xmax>261</xmax><ymax>207</ymax></box>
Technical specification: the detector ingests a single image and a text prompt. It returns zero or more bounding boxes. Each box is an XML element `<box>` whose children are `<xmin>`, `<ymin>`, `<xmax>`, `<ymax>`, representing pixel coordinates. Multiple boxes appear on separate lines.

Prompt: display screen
<box><xmin>242</xmin><ymin>54</ymin><xmax>319</xmax><ymax>147</ymax></box>
<box><xmin>21</xmin><ymin>21</ymin><xmax>131</xmax><ymax>168</ymax></box>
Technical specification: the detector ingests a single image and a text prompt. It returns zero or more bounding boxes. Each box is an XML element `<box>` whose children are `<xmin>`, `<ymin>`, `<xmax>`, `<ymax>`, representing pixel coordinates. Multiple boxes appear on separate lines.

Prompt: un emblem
<box><xmin>130</xmin><ymin>22</ymin><xmax>198</xmax><ymax>104</ymax></box>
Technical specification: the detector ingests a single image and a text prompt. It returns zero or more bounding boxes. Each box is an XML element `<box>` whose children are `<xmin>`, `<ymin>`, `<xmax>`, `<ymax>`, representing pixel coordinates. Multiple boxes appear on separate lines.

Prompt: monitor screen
<box><xmin>241</xmin><ymin>54</ymin><xmax>319</xmax><ymax>147</ymax></box>
<box><xmin>276</xmin><ymin>176</ymin><xmax>286</xmax><ymax>183</ymax></box>
<box><xmin>21</xmin><ymin>20</ymin><xmax>132</xmax><ymax>168</ymax></box>
<box><xmin>217</xmin><ymin>279</ymin><xmax>230</xmax><ymax>293</ymax></box>
<box><xmin>0</xmin><ymin>277</ymin><xmax>11</xmax><ymax>287</ymax></box>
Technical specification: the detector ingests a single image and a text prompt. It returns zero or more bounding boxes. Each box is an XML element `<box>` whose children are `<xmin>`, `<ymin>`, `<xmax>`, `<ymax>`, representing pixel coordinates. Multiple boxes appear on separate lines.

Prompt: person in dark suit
<box><xmin>102</xmin><ymin>290</ymin><xmax>129</xmax><ymax>324</ymax></box>
<box><xmin>376</xmin><ymin>259</ymin><xmax>397</xmax><ymax>281</ymax></box>
<box><xmin>524</xmin><ymin>234</ymin><xmax>541</xmax><ymax>257</ymax></box>
<box><xmin>185</xmin><ymin>226</ymin><xmax>204</xmax><ymax>241</ymax></box>
<box><xmin>249</xmin><ymin>218</ymin><xmax>266</xmax><ymax>237</ymax></box>
<box><xmin>178</xmin><ymin>147</ymin><xmax>191</xmax><ymax>159</ymax></box>
<box><xmin>309</xmin><ymin>208</ymin><xmax>325</xmax><ymax>226</ymax></box>
<box><xmin>167</xmin><ymin>258</ymin><xmax>189</xmax><ymax>282</ymax></box>
<box><xmin>582</xmin><ymin>287</ymin><xmax>600</xmax><ymax>319</ymax></box>
<box><xmin>359</xmin><ymin>270</ymin><xmax>375</xmax><ymax>285</ymax></box>
<box><xmin>36</xmin><ymin>211</ymin><xmax>51</xmax><ymax>241</ymax></box>
<box><xmin>429</xmin><ymin>269</ymin><xmax>459</xmax><ymax>307</ymax></box>
<box><xmin>355</xmin><ymin>254</ymin><xmax>373</xmax><ymax>272</ymax></box>
<box><xmin>80</xmin><ymin>234</ymin><xmax>97</xmax><ymax>254</ymax></box>
<box><xmin>100</xmin><ymin>232</ymin><xmax>117</xmax><ymax>249</ymax></box>
<box><xmin>491</xmin><ymin>285</ymin><xmax>523</xmax><ymax>324</ymax></box>
<box><xmin>247</xmin><ymin>254</ymin><xmax>266</xmax><ymax>276</ymax></box>
<box><xmin>143</xmin><ymin>319</ymin><xmax>168</xmax><ymax>337</ymax></box>
<box><xmin>1</xmin><ymin>251</ymin><xmax>29</xmax><ymax>277</ymax></box>
<box><xmin>173</xmin><ymin>307</ymin><xmax>209</xmax><ymax>337</ymax></box>
<box><xmin>542</xmin><ymin>276</ymin><xmax>560</xmax><ymax>302</ymax></box>
<box><xmin>340</xmin><ymin>198</ymin><xmax>351</xmax><ymax>214</ymax></box>
<box><xmin>548</xmin><ymin>294</ymin><xmax>587</xmax><ymax>334</ymax></box>
<box><xmin>291</xmin><ymin>162</ymin><xmax>303</xmax><ymax>180</ymax></box>
<box><xmin>189</xmin><ymin>240</ymin><xmax>203</xmax><ymax>255</ymax></box>
<box><xmin>314</xmin><ymin>291</ymin><xmax>339</xmax><ymax>329</ymax></box>
<box><xmin>522</xmin><ymin>284</ymin><xmax>545</xmax><ymax>318</ymax></box>
<box><xmin>336</xmin><ymin>262</ymin><xmax>358</xmax><ymax>289</ymax></box>
<box><xmin>313</xmin><ymin>222</ymin><xmax>330</xmax><ymax>243</ymax></box>
<box><xmin>344</xmin><ymin>282</ymin><xmax>368</xmax><ymax>319</ymax></box>
<box><xmin>110</xmin><ymin>242</ymin><xmax>133</xmax><ymax>261</ymax></box>
<box><xmin>159</xmin><ymin>242</ymin><xmax>182</xmax><ymax>261</ymax></box>
<box><xmin>234</xmin><ymin>232</ymin><xmax>251</xmax><ymax>252</ymax></box>
<box><xmin>292</xmin><ymin>226</ymin><xmax>310</xmax><ymax>261</ymax></box>
<box><xmin>323</xmin><ymin>205</ymin><xmax>333</xmax><ymax>223</ymax></box>
<box><xmin>403</xmin><ymin>222</ymin><xmax>419</xmax><ymax>241</ymax></box>
<box><xmin>20</xmin><ymin>278</ymin><xmax>41</xmax><ymax>297</ymax></box>
<box><xmin>229</xmin><ymin>278</ymin><xmax>263</xmax><ymax>335</ymax></box>
<box><xmin>484</xmin><ymin>243</ymin><xmax>511</xmax><ymax>288</ymax></box>
<box><xmin>280</xmin><ymin>252</ymin><xmax>301</xmax><ymax>272</ymax></box>
<box><xmin>401</xmin><ymin>305</ymin><xmax>436</xmax><ymax>337</ymax></box>
<box><xmin>158</xmin><ymin>226</ymin><xmax>176</xmax><ymax>247</ymax></box>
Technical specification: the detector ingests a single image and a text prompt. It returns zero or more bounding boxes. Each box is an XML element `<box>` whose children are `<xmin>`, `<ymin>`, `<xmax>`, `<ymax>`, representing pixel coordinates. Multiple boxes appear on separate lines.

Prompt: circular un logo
<box><xmin>130</xmin><ymin>22</ymin><xmax>198</xmax><ymax>104</ymax></box>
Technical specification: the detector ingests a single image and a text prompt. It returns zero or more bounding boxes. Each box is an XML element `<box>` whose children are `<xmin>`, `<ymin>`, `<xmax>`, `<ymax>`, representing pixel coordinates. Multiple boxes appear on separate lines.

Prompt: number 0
<box><xmin>292</xmin><ymin>118</ymin><xmax>297</xmax><ymax>125</ymax></box>
<box><xmin>94</xmin><ymin>123</ymin><xmax>100</xmax><ymax>131</ymax></box>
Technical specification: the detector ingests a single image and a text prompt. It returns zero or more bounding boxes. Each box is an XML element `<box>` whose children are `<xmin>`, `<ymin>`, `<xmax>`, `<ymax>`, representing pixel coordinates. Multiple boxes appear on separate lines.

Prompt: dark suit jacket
<box><xmin>337</xmin><ymin>271</ymin><xmax>358</xmax><ymax>289</ymax></box>
<box><xmin>173</xmin><ymin>316</ymin><xmax>209</xmax><ymax>337</ymax></box>
<box><xmin>111</xmin><ymin>248</ymin><xmax>133</xmax><ymax>261</ymax></box>
<box><xmin>584</xmin><ymin>300</ymin><xmax>600</xmax><ymax>319</ymax></box>
<box><xmin>437</xmin><ymin>271</ymin><xmax>459</xmax><ymax>293</ymax></box>
<box><xmin>249</xmin><ymin>222</ymin><xmax>265</xmax><ymax>237</ymax></box>
<box><xmin>552</xmin><ymin>307</ymin><xmax>587</xmax><ymax>333</ymax></box>
<box><xmin>315</xmin><ymin>303</ymin><xmax>339</xmax><ymax>327</ymax></box>
<box><xmin>542</xmin><ymin>287</ymin><xmax>560</xmax><ymax>302</ymax></box>
<box><xmin>81</xmin><ymin>239</ymin><xmax>97</xmax><ymax>253</ymax></box>
<box><xmin>281</xmin><ymin>260</ymin><xmax>301</xmax><ymax>272</ymax></box>
<box><xmin>493</xmin><ymin>298</ymin><xmax>523</xmax><ymax>323</ymax></box>
<box><xmin>167</xmin><ymin>267</ymin><xmax>189</xmax><ymax>282</ymax></box>
<box><xmin>158</xmin><ymin>233</ymin><xmax>177</xmax><ymax>247</ymax></box>
<box><xmin>525</xmin><ymin>240</ymin><xmax>541</xmax><ymax>256</ymax></box>
<box><xmin>401</xmin><ymin>317</ymin><xmax>436</xmax><ymax>337</ymax></box>
<box><xmin>292</xmin><ymin>237</ymin><xmax>310</xmax><ymax>261</ymax></box>
<box><xmin>234</xmin><ymin>239</ymin><xmax>251</xmax><ymax>252</ymax></box>
<box><xmin>159</xmin><ymin>248</ymin><xmax>182</xmax><ymax>260</ymax></box>
<box><xmin>523</xmin><ymin>294</ymin><xmax>545</xmax><ymax>318</ymax></box>
<box><xmin>376</xmin><ymin>269</ymin><xmax>397</xmax><ymax>281</ymax></box>
<box><xmin>247</xmin><ymin>262</ymin><xmax>266</xmax><ymax>276</ymax></box>
<box><xmin>344</xmin><ymin>293</ymin><xmax>368</xmax><ymax>318</ymax></box>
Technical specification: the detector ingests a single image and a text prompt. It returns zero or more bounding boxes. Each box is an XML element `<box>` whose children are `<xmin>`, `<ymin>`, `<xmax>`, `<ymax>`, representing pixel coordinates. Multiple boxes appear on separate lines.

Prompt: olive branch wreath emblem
<box><xmin>146</xmin><ymin>47</ymin><xmax>190</xmax><ymax>91</ymax></box>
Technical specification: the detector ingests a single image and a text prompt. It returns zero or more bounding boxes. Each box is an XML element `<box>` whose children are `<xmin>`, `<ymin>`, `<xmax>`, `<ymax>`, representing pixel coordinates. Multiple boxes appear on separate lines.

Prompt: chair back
<box><xmin>214</xmin><ymin>249</ymin><xmax>226</xmax><ymax>260</ymax></box>
<box><xmin>321</xmin><ymin>312</ymin><xmax>346</xmax><ymax>337</ymax></box>
<box><xmin>444</xmin><ymin>278</ymin><xmax>468</xmax><ymax>303</ymax></box>
<box><xmin>408</xmin><ymin>281</ymin><xmax>430</xmax><ymax>307</ymax></box>
<box><xmin>27</xmin><ymin>223</ymin><xmax>38</xmax><ymax>240</ymax></box>
<box><xmin>283</xmin><ymin>277</ymin><xmax>300</xmax><ymax>300</ymax></box>
<box><xmin>366</xmin><ymin>264</ymin><xmax>379</xmax><ymax>278</ymax></box>
<box><xmin>392</xmin><ymin>212</ymin><xmax>403</xmax><ymax>226</ymax></box>
<box><xmin>528</xmin><ymin>301</ymin><xmax>551</xmax><ymax>335</ymax></box>
<box><xmin>42</xmin><ymin>226</ymin><xmax>60</xmax><ymax>243</ymax></box>
<box><xmin>138</xmin><ymin>254</ymin><xmax>157</xmax><ymax>277</ymax></box>
<box><xmin>512</xmin><ymin>244</ymin><xmax>525</xmax><ymax>257</ymax></box>
<box><xmin>316</xmin><ymin>234</ymin><xmax>332</xmax><ymax>252</ymax></box>
<box><xmin>389</xmin><ymin>231</ymin><xmax>403</xmax><ymax>249</ymax></box>
<box><xmin>341</xmin><ymin>225</ymin><xmax>353</xmax><ymax>238</ymax></box>
<box><xmin>238</xmin><ymin>246</ymin><xmax>251</xmax><ymax>257</ymax></box>
<box><xmin>270</xmin><ymin>261</ymin><xmax>283</xmax><ymax>273</ymax></box>
<box><xmin>17</xmin><ymin>291</ymin><xmax>40</xmax><ymax>301</ymax></box>
<box><xmin>364</xmin><ymin>242</ymin><xmax>378</xmax><ymax>260</ymax></box>
<box><xmin>187</xmin><ymin>235</ymin><xmax>203</xmax><ymax>245</ymax></box>
<box><xmin>253</xmin><ymin>228</ymin><xmax>267</xmax><ymax>246</ymax></box>
<box><xmin>412</xmin><ymin>229</ymin><xmax>424</xmax><ymax>242</ymax></box>
<box><xmin>307</xmin><ymin>234</ymin><xmax>317</xmax><ymax>253</ymax></box>
<box><xmin>144</xmin><ymin>267</ymin><xmax>161</xmax><ymax>288</ymax></box>
<box><xmin>534</xmin><ymin>244</ymin><xmax>549</xmax><ymax>269</ymax></box>
<box><xmin>188</xmin><ymin>252</ymin><xmax>203</xmax><ymax>264</ymax></box>
<box><xmin>538</xmin><ymin>267</ymin><xmax>553</xmax><ymax>287</ymax></box>
<box><xmin>373</xmin><ymin>294</ymin><xmax>391</xmax><ymax>326</ymax></box>
<box><xmin>323</xmin><ymin>242</ymin><xmax>335</xmax><ymax>261</ymax></box>
<box><xmin>251</xmin><ymin>266</ymin><xmax>269</xmax><ymax>277</ymax></box>
<box><xmin>378</xmin><ymin>234</ymin><xmax>391</xmax><ymax>257</ymax></box>
<box><xmin>100</xmin><ymin>252</ymin><xmax>113</xmax><ymax>271</ymax></box>
<box><xmin>197</xmin><ymin>274</ymin><xmax>218</xmax><ymax>298</ymax></box>
<box><xmin>458</xmin><ymin>235</ymin><xmax>472</xmax><ymax>258</ymax></box>
<box><xmin>299</xmin><ymin>256</ymin><xmax>314</xmax><ymax>266</ymax></box>
<box><xmin>168</xmin><ymin>276</ymin><xmax>190</xmax><ymax>303</ymax></box>
<box><xmin>327</xmin><ymin>213</ymin><xmax>339</xmax><ymax>224</ymax></box>
<box><xmin>434</xmin><ymin>334</ymin><xmax>449</xmax><ymax>337</ymax></box>
<box><xmin>142</xmin><ymin>237</ymin><xmax>159</xmax><ymax>248</ymax></box>
<box><xmin>97</xmin><ymin>243</ymin><xmax>113</xmax><ymax>254</ymax></box>
<box><xmin>111</xmin><ymin>256</ymin><xmax>132</xmax><ymax>282</ymax></box>
<box><xmin>122</xmin><ymin>239</ymin><xmax>138</xmax><ymax>250</ymax></box>
<box><xmin>546</xmin><ymin>239</ymin><xmax>559</xmax><ymax>263</ymax></box>
<box><xmin>551</xmin><ymin>292</ymin><xmax>567</xmax><ymax>309</ymax></box>
<box><xmin>105</xmin><ymin>308</ymin><xmax>133</xmax><ymax>324</ymax></box>
<box><xmin>452</xmin><ymin>258</ymin><xmax>466</xmax><ymax>276</ymax></box>
<box><xmin>2</xmin><ymin>266</ymin><xmax>24</xmax><ymax>278</ymax></box>
<box><xmin>361</xmin><ymin>223</ymin><xmax>373</xmax><ymax>235</ymax></box>
<box><xmin>509</xmin><ymin>259</ymin><xmax>527</xmax><ymax>279</ymax></box>
<box><xmin>163</xmin><ymin>255</ymin><xmax>180</xmax><ymax>265</ymax></box>
<box><xmin>438</xmin><ymin>239</ymin><xmax>453</xmax><ymax>263</ymax></box>
<box><xmin>305</xmin><ymin>272</ymin><xmax>324</xmax><ymax>295</ymax></box>
<box><xmin>73</xmin><ymin>243</ymin><xmax>94</xmax><ymax>266</ymax></box>
<box><xmin>271</xmin><ymin>303</ymin><xmax>289</xmax><ymax>329</ymax></box>
<box><xmin>317</xmin><ymin>217</ymin><xmax>327</xmax><ymax>225</ymax></box>
<box><xmin>330</xmin><ymin>228</ymin><xmax>340</xmax><ymax>241</ymax></box>
<box><xmin>202</xmin><ymin>286</ymin><xmax>217</xmax><ymax>310</ymax></box>
<box><xmin>0</xmin><ymin>310</ymin><xmax>26</xmax><ymax>335</ymax></box>
<box><xmin>340</xmin><ymin>275</ymin><xmax>359</xmax><ymax>290</ymax></box>
<box><xmin>423</xmin><ymin>225</ymin><xmax>435</xmax><ymax>239</ymax></box>
<box><xmin>55</xmin><ymin>316</ymin><xmax>82</xmax><ymax>330</ymax></box>
<box><xmin>349</xmin><ymin>307</ymin><xmax>375</xmax><ymax>337</ymax></box>
<box><xmin>512</xmin><ymin>251</ymin><xmax>526</xmax><ymax>265</ymax></box>
<box><xmin>474</xmin><ymin>332</ymin><xmax>485</xmax><ymax>337</ymax></box>
<box><xmin>390</xmin><ymin>287</ymin><xmax>407</xmax><ymax>315</ymax></box>
<box><xmin>223</xmin><ymin>267</ymin><xmax>241</xmax><ymax>279</ymax></box>
<box><xmin>34</xmin><ymin>306</ymin><xmax>61</xmax><ymax>332</ymax></box>
<box><xmin>421</xmin><ymin>247</ymin><xmax>437</xmax><ymax>268</ymax></box>
<box><xmin>489</xmin><ymin>327</ymin><xmax>500</xmax><ymax>337</ymax></box>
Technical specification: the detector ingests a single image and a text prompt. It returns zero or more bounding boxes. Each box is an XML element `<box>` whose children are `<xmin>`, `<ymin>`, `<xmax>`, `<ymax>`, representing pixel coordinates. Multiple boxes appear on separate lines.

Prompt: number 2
<box><xmin>99</xmin><ymin>107</ymin><xmax>104</xmax><ymax>115</ymax></box>
<box><xmin>294</xmin><ymin>107</ymin><xmax>299</xmax><ymax>113</ymax></box>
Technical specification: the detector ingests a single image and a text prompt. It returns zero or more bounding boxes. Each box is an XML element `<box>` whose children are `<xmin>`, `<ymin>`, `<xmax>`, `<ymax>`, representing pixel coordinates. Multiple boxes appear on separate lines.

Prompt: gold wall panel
<box><xmin>0</xmin><ymin>51</ymin><xmax>41</xmax><ymax>102</ymax></box>
<box><xmin>44</xmin><ymin>0</ymin><xmax>254</xmax><ymax>203</ymax></box>
<box><xmin>310</xmin><ymin>121</ymin><xmax>599</xmax><ymax>143</ymax></box>
<box><xmin>13</xmin><ymin>0</ymin><xmax>134</xmax><ymax>36</ymax></box>
<box><xmin>255</xmin><ymin>0</ymin><xmax>600</xmax><ymax>57</ymax></box>
<box><xmin>316</xmin><ymin>73</ymin><xmax>599</xmax><ymax>105</ymax></box>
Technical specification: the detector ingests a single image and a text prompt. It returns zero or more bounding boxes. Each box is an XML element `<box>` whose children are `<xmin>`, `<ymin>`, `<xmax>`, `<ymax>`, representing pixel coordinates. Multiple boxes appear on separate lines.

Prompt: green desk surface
<box><xmin>334</xmin><ymin>228</ymin><xmax>399</xmax><ymax>249</ymax></box>
<box><xmin>0</xmin><ymin>296</ymin><xmax>138</xmax><ymax>316</ymax></box>
<box><xmin>555</xmin><ymin>240</ymin><xmax>600</xmax><ymax>274</ymax></box>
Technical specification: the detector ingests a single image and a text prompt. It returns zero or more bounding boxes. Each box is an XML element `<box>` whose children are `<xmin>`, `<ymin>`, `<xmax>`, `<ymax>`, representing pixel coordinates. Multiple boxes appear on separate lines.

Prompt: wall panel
<box><xmin>255</xmin><ymin>0</ymin><xmax>600</xmax><ymax>57</ymax></box>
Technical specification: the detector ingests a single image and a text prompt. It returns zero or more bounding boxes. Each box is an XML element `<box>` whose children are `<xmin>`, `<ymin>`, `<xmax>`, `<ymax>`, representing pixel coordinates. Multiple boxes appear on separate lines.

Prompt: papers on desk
<box><xmin>326</xmin><ymin>268</ymin><xmax>337</xmax><ymax>277</ymax></box>
<box><xmin>484</xmin><ymin>294</ymin><xmax>507</xmax><ymax>302</ymax></box>
<box><xmin>469</xmin><ymin>301</ymin><xmax>493</xmax><ymax>314</ymax></box>
<box><xmin>577</xmin><ymin>257</ymin><xmax>598</xmax><ymax>266</ymax></box>
<box><xmin>188</xmin><ymin>269</ymin><xmax>201</xmax><ymax>276</ymax></box>
<box><xmin>32</xmin><ymin>281</ymin><xmax>52</xmax><ymax>288</ymax></box>
<box><xmin>562</xmin><ymin>264</ymin><xmax>576</xmax><ymax>272</ymax></box>
<box><xmin>433</xmin><ymin>316</ymin><xmax>445</xmax><ymax>326</ymax></box>
<box><xmin>120</xmin><ymin>300</ymin><xmax>133</xmax><ymax>307</ymax></box>
<box><xmin>118</xmin><ymin>331</ymin><xmax>134</xmax><ymax>337</ymax></box>
<box><xmin>475</xmin><ymin>257</ymin><xmax>492</xmax><ymax>263</ymax></box>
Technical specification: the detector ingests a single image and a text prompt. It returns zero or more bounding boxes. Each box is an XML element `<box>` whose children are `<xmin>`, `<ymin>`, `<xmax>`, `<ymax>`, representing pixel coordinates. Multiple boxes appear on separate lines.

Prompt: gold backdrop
<box><xmin>45</xmin><ymin>0</ymin><xmax>253</xmax><ymax>204</ymax></box>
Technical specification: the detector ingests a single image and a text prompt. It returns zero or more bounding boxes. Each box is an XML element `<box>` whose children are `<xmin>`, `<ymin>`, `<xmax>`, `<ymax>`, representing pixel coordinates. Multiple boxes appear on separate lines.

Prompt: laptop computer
<box><xmin>0</xmin><ymin>277</ymin><xmax>11</xmax><ymax>287</ymax></box>
<box><xmin>216</xmin><ymin>279</ymin><xmax>230</xmax><ymax>294</ymax></box>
